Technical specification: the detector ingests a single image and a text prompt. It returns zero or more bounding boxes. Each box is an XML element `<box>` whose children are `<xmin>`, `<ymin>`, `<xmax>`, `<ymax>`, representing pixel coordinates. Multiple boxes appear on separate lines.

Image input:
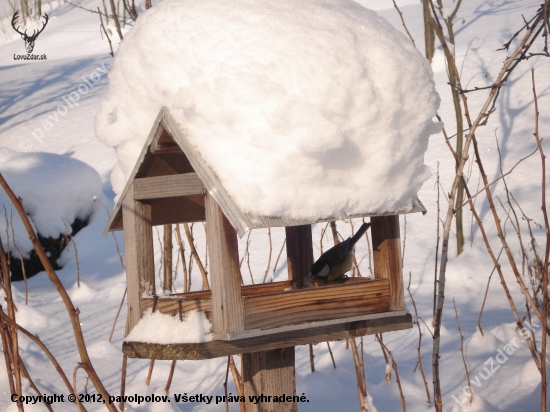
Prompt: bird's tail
<box><xmin>349</xmin><ymin>222</ymin><xmax>371</xmax><ymax>246</ymax></box>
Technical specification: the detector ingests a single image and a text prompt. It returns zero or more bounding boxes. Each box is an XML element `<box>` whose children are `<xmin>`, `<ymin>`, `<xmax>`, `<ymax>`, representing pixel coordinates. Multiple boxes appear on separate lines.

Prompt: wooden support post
<box><xmin>371</xmin><ymin>215</ymin><xmax>405</xmax><ymax>311</ymax></box>
<box><xmin>241</xmin><ymin>225</ymin><xmax>313</xmax><ymax>411</ymax></box>
<box><xmin>163</xmin><ymin>224</ymin><xmax>172</xmax><ymax>292</ymax></box>
<box><xmin>285</xmin><ymin>225</ymin><xmax>314</xmax><ymax>289</ymax></box>
<box><xmin>122</xmin><ymin>184</ymin><xmax>155</xmax><ymax>332</ymax></box>
<box><xmin>205</xmin><ymin>193</ymin><xmax>245</xmax><ymax>334</ymax></box>
<box><xmin>242</xmin><ymin>347</ymin><xmax>297</xmax><ymax>412</ymax></box>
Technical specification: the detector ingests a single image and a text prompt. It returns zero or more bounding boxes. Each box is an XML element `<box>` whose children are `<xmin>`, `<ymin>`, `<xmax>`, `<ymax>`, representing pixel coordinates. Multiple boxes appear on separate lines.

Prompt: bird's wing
<box><xmin>336</xmin><ymin>238</ymin><xmax>353</xmax><ymax>264</ymax></box>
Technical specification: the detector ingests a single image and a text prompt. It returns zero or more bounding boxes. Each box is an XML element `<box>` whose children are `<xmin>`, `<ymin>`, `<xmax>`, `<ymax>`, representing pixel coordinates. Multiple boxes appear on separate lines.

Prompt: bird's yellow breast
<box><xmin>326</xmin><ymin>250</ymin><xmax>354</xmax><ymax>281</ymax></box>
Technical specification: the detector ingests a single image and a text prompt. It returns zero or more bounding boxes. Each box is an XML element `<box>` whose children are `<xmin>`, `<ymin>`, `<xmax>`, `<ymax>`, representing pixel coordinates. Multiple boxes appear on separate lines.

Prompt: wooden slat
<box><xmin>122</xmin><ymin>184</ymin><xmax>155</xmax><ymax>332</ymax></box>
<box><xmin>230</xmin><ymin>280</ymin><xmax>294</xmax><ymax>296</ymax></box>
<box><xmin>149</xmin><ymin>196</ymin><xmax>205</xmax><ymax>226</ymax></box>
<box><xmin>243</xmin><ymin>347</ymin><xmax>296</xmax><ymax>412</ymax></box>
<box><xmin>217</xmin><ymin>311</ymin><xmax>406</xmax><ymax>341</ymax></box>
<box><xmin>140</xmin><ymin>297</ymin><xmax>212</xmax><ymax>319</ymax></box>
<box><xmin>133</xmin><ymin>173</ymin><xmax>204</xmax><ymax>200</ymax></box>
<box><xmin>139</xmin><ymin>281</ymin><xmax>293</xmax><ymax>318</ymax></box>
<box><xmin>285</xmin><ymin>225</ymin><xmax>313</xmax><ymax>288</ymax></box>
<box><xmin>244</xmin><ymin>279</ymin><xmax>390</xmax><ymax>330</ymax></box>
<box><xmin>151</xmin><ymin>280</ymin><xmax>292</xmax><ymax>300</ymax></box>
<box><xmin>371</xmin><ymin>215</ymin><xmax>405</xmax><ymax>311</ymax></box>
<box><xmin>205</xmin><ymin>193</ymin><xmax>245</xmax><ymax>333</ymax></box>
<box><xmin>122</xmin><ymin>313</ymin><xmax>413</xmax><ymax>360</ymax></box>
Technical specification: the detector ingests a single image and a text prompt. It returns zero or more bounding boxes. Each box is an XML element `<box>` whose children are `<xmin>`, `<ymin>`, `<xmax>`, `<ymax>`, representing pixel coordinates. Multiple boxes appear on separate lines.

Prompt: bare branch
<box><xmin>392</xmin><ymin>0</ymin><xmax>416</xmax><ymax>45</ymax></box>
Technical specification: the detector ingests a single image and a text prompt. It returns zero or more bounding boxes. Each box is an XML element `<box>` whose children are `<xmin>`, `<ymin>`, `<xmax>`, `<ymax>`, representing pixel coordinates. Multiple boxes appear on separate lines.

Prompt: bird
<box><xmin>309</xmin><ymin>222</ymin><xmax>371</xmax><ymax>283</ymax></box>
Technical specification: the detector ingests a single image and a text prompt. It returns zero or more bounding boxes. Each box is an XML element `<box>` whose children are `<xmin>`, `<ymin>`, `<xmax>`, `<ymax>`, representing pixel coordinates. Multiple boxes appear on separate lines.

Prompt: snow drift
<box><xmin>0</xmin><ymin>148</ymin><xmax>102</xmax><ymax>257</ymax></box>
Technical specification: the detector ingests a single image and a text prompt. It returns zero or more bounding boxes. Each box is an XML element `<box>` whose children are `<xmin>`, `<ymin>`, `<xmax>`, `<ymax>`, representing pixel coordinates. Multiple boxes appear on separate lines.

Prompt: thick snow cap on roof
<box><xmin>96</xmin><ymin>0</ymin><xmax>440</xmax><ymax>221</ymax></box>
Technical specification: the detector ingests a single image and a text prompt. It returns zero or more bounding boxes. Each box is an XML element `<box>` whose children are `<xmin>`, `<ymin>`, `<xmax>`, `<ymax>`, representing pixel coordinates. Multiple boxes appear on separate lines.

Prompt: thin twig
<box><xmin>108</xmin><ymin>0</ymin><xmax>123</xmax><ymax>41</ymax></box>
<box><xmin>65</xmin><ymin>0</ymin><xmax>130</xmax><ymax>22</ymax></box>
<box><xmin>376</xmin><ymin>333</ymin><xmax>389</xmax><ymax>367</ymax></box>
<box><xmin>184</xmin><ymin>223</ymin><xmax>210</xmax><ymax>290</ymax></box>
<box><xmin>320</xmin><ymin>222</ymin><xmax>329</xmax><ymax>254</ymax></box>
<box><xmin>350</xmin><ymin>220</ymin><xmax>363</xmax><ymax>277</ymax></box>
<box><xmin>376</xmin><ymin>336</ymin><xmax>406</xmax><ymax>412</ymax></box>
<box><xmin>98</xmin><ymin>7</ymin><xmax>114</xmax><ymax>57</ymax></box>
<box><xmin>72</xmin><ymin>364</ymin><xmax>87</xmax><ymax>412</ymax></box>
<box><xmin>18</xmin><ymin>357</ymin><xmax>54</xmax><ymax>412</ymax></box>
<box><xmin>108</xmin><ymin>288</ymin><xmax>127</xmax><ymax>342</ymax></box>
<box><xmin>309</xmin><ymin>344</ymin><xmax>315</xmax><ymax>373</ymax></box>
<box><xmin>327</xmin><ymin>342</ymin><xmax>336</xmax><ymax>369</ymax></box>
<box><xmin>0</xmin><ymin>310</ymin><xmax>23</xmax><ymax>412</ymax></box>
<box><xmin>477</xmin><ymin>247</ymin><xmax>504</xmax><ymax>336</ymax></box>
<box><xmin>392</xmin><ymin>0</ymin><xmax>416</xmax><ymax>45</ymax></box>
<box><xmin>262</xmin><ymin>228</ymin><xmax>273</xmax><ymax>283</ymax></box>
<box><xmin>175</xmin><ymin>224</ymin><xmax>189</xmax><ymax>293</ymax></box>
<box><xmin>433</xmin><ymin>161</ymin><xmax>440</xmax><ymax>327</ymax></box>
<box><xmin>224</xmin><ymin>356</ymin><xmax>230</xmax><ymax>412</ymax></box>
<box><xmin>350</xmin><ymin>337</ymin><xmax>367</xmax><ymax>412</ymax></box>
<box><xmin>9</xmin><ymin>217</ymin><xmax>27</xmax><ymax>304</ymax></box>
<box><xmin>165</xmin><ymin>360</ymin><xmax>177</xmax><ymax>394</ymax></box>
<box><xmin>228</xmin><ymin>355</ymin><xmax>245</xmax><ymax>412</ymax></box>
<box><xmin>246</xmin><ymin>231</ymin><xmax>254</xmax><ymax>284</ymax></box>
<box><xmin>363</xmin><ymin>218</ymin><xmax>373</xmax><ymax>276</ymax></box>
<box><xmin>453</xmin><ymin>298</ymin><xmax>472</xmax><ymax>404</ymax></box>
<box><xmin>62</xmin><ymin>219</ymin><xmax>80</xmax><ymax>287</ymax></box>
<box><xmin>95</xmin><ymin>197</ymin><xmax>126</xmax><ymax>271</ymax></box>
<box><xmin>531</xmin><ymin>68</ymin><xmax>548</xmax><ymax>412</ymax></box>
<box><xmin>0</xmin><ymin>319</ymin><xmax>17</xmax><ymax>398</ymax></box>
<box><xmin>272</xmin><ymin>239</ymin><xmax>286</xmax><ymax>280</ymax></box>
<box><xmin>145</xmin><ymin>359</ymin><xmax>155</xmax><ymax>386</ymax></box>
<box><xmin>407</xmin><ymin>272</ymin><xmax>431</xmax><ymax>405</ymax></box>
<box><xmin>457</xmin><ymin>147</ymin><xmax>538</xmax><ymax>210</ymax></box>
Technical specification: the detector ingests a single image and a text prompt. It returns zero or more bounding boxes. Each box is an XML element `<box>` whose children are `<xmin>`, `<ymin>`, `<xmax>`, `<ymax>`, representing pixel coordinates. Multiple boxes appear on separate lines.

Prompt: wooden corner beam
<box><xmin>122</xmin><ymin>184</ymin><xmax>155</xmax><ymax>332</ymax></box>
<box><xmin>371</xmin><ymin>215</ymin><xmax>405</xmax><ymax>311</ymax></box>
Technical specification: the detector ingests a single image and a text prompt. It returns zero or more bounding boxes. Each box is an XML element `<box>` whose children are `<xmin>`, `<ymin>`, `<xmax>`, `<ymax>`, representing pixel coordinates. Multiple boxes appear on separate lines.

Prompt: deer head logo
<box><xmin>11</xmin><ymin>11</ymin><xmax>49</xmax><ymax>54</ymax></box>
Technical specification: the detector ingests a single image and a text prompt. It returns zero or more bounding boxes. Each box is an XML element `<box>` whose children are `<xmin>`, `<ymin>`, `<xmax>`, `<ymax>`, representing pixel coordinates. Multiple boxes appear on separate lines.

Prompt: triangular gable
<box><xmin>105</xmin><ymin>107</ymin><xmax>254</xmax><ymax>237</ymax></box>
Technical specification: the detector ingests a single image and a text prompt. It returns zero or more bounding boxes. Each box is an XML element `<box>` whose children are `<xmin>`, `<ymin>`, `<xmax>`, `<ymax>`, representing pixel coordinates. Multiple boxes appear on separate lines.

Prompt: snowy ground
<box><xmin>0</xmin><ymin>0</ymin><xmax>549</xmax><ymax>411</ymax></box>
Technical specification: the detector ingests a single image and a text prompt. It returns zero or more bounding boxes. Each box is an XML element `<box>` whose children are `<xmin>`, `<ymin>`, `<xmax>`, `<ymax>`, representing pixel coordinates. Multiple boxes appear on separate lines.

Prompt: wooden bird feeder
<box><xmin>106</xmin><ymin>107</ymin><xmax>425</xmax><ymax>410</ymax></box>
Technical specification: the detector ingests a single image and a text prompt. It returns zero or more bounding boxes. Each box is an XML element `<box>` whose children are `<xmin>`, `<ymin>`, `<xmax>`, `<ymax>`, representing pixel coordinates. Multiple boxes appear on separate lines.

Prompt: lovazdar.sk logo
<box><xmin>12</xmin><ymin>11</ymin><xmax>48</xmax><ymax>60</ymax></box>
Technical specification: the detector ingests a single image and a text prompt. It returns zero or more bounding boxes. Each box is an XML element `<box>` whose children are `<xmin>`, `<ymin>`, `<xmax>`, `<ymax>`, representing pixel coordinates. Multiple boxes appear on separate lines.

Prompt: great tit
<box><xmin>310</xmin><ymin>222</ymin><xmax>371</xmax><ymax>282</ymax></box>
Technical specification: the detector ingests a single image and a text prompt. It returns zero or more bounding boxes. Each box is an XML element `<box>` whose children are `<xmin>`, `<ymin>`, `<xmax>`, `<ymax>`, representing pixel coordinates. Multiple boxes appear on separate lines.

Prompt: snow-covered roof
<box><xmin>98</xmin><ymin>0</ymin><xmax>440</xmax><ymax>234</ymax></box>
<box><xmin>105</xmin><ymin>107</ymin><xmax>425</xmax><ymax>237</ymax></box>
